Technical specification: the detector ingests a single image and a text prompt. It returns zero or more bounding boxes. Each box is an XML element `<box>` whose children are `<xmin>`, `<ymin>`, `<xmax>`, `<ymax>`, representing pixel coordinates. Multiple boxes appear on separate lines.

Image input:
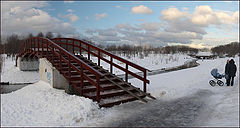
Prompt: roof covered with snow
<box><xmin>196</xmin><ymin>52</ymin><xmax>213</xmax><ymax>56</ymax></box>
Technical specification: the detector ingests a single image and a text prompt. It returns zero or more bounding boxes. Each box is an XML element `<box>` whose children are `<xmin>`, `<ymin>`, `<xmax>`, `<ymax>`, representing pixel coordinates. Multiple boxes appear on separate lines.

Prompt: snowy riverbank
<box><xmin>1</xmin><ymin>55</ymin><xmax>239</xmax><ymax>127</ymax></box>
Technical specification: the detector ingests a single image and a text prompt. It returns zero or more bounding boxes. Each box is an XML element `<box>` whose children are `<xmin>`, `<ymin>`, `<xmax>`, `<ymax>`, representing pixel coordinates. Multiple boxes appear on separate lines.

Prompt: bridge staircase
<box><xmin>16</xmin><ymin>37</ymin><xmax>155</xmax><ymax>107</ymax></box>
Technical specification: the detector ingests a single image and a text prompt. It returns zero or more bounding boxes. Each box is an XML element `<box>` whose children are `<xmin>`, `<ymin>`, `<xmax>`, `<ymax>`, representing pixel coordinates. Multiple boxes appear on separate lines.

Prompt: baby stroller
<box><xmin>209</xmin><ymin>68</ymin><xmax>226</xmax><ymax>86</ymax></box>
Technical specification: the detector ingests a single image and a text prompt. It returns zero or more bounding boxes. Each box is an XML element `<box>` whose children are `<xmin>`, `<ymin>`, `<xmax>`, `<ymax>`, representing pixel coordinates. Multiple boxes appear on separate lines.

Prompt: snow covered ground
<box><xmin>84</xmin><ymin>53</ymin><xmax>193</xmax><ymax>75</ymax></box>
<box><xmin>128</xmin><ymin>57</ymin><xmax>239</xmax><ymax>126</ymax></box>
<box><xmin>1</xmin><ymin>54</ymin><xmax>239</xmax><ymax>127</ymax></box>
<box><xmin>1</xmin><ymin>55</ymin><xmax>39</xmax><ymax>83</ymax></box>
<box><xmin>0</xmin><ymin>53</ymin><xmax>192</xmax><ymax>83</ymax></box>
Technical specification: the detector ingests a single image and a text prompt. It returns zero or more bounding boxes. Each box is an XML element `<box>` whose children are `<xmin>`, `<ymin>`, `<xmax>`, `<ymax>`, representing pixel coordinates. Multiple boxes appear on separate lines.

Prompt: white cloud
<box><xmin>185</xmin><ymin>43</ymin><xmax>211</xmax><ymax>49</ymax></box>
<box><xmin>116</xmin><ymin>23</ymin><xmax>142</xmax><ymax>31</ymax></box>
<box><xmin>95</xmin><ymin>13</ymin><xmax>107</xmax><ymax>20</ymax></box>
<box><xmin>138</xmin><ymin>22</ymin><xmax>161</xmax><ymax>31</ymax></box>
<box><xmin>192</xmin><ymin>5</ymin><xmax>238</xmax><ymax>26</ymax></box>
<box><xmin>64</xmin><ymin>1</ymin><xmax>74</xmax><ymax>3</ymax></box>
<box><xmin>67</xmin><ymin>9</ymin><xmax>74</xmax><ymax>13</ymax></box>
<box><xmin>86</xmin><ymin>23</ymin><xmax>203</xmax><ymax>46</ymax></box>
<box><xmin>169</xmin><ymin>42</ymin><xmax>212</xmax><ymax>49</ymax></box>
<box><xmin>2</xmin><ymin>1</ymin><xmax>77</xmax><ymax>36</ymax></box>
<box><xmin>85</xmin><ymin>5</ymin><xmax>238</xmax><ymax>47</ymax></box>
<box><xmin>131</xmin><ymin>5</ymin><xmax>153</xmax><ymax>14</ymax></box>
<box><xmin>161</xmin><ymin>7</ymin><xmax>187</xmax><ymax>20</ymax></box>
<box><xmin>192</xmin><ymin>5</ymin><xmax>218</xmax><ymax>25</ymax></box>
<box><xmin>60</xmin><ymin>14</ymin><xmax>79</xmax><ymax>23</ymax></box>
<box><xmin>232</xmin><ymin>11</ymin><xmax>239</xmax><ymax>23</ymax></box>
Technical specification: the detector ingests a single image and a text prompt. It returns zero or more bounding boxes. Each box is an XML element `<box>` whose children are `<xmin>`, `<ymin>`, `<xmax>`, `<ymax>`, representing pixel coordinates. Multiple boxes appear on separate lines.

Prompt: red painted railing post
<box><xmin>80</xmin><ymin>63</ymin><xmax>83</xmax><ymax>95</ymax></box>
<box><xmin>51</xmin><ymin>45</ymin><xmax>54</xmax><ymax>62</ymax></box>
<box><xmin>33</xmin><ymin>38</ymin><xmax>35</xmax><ymax>51</ymax></box>
<box><xmin>30</xmin><ymin>39</ymin><xmax>32</xmax><ymax>50</ymax></box>
<box><xmin>38</xmin><ymin>38</ymin><xmax>39</xmax><ymax>52</ymax></box>
<box><xmin>143</xmin><ymin>70</ymin><xmax>147</xmax><ymax>92</ymax></box>
<box><xmin>79</xmin><ymin>41</ymin><xmax>82</xmax><ymax>55</ymax></box>
<box><xmin>59</xmin><ymin>50</ymin><xmax>62</xmax><ymax>70</ymax></box>
<box><xmin>98</xmin><ymin>50</ymin><xmax>100</xmax><ymax>66</ymax></box>
<box><xmin>88</xmin><ymin>45</ymin><xmax>90</xmax><ymax>60</ymax></box>
<box><xmin>46</xmin><ymin>41</ymin><xmax>49</xmax><ymax>59</ymax></box>
<box><xmin>72</xmin><ymin>39</ymin><xmax>74</xmax><ymax>54</ymax></box>
<box><xmin>58</xmin><ymin>39</ymin><xmax>61</xmax><ymax>47</ymax></box>
<box><xmin>96</xmin><ymin>75</ymin><xmax>100</xmax><ymax>102</ymax></box>
<box><xmin>41</xmin><ymin>39</ymin><xmax>44</xmax><ymax>51</ymax></box>
<box><xmin>68</xmin><ymin>54</ymin><xmax>71</xmax><ymax>78</ymax></box>
<box><xmin>125</xmin><ymin>64</ymin><xmax>128</xmax><ymax>83</ymax></box>
<box><xmin>41</xmin><ymin>39</ymin><xmax>44</xmax><ymax>57</ymax></box>
<box><xmin>66</xmin><ymin>40</ymin><xmax>68</xmax><ymax>51</ymax></box>
<box><xmin>110</xmin><ymin>57</ymin><xmax>113</xmax><ymax>74</ymax></box>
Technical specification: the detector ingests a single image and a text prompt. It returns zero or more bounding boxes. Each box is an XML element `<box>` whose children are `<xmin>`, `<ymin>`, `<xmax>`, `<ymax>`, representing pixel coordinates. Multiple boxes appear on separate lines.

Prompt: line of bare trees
<box><xmin>211</xmin><ymin>42</ymin><xmax>239</xmax><ymax>57</ymax></box>
<box><xmin>105</xmin><ymin>44</ymin><xmax>199</xmax><ymax>55</ymax></box>
<box><xmin>1</xmin><ymin>32</ymin><xmax>201</xmax><ymax>57</ymax></box>
<box><xmin>0</xmin><ymin>32</ymin><xmax>62</xmax><ymax>56</ymax></box>
<box><xmin>4</xmin><ymin>32</ymin><xmax>239</xmax><ymax>58</ymax></box>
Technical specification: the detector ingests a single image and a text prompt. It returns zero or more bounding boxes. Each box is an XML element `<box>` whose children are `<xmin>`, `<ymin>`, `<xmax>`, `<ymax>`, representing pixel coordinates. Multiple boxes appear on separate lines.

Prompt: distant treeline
<box><xmin>0</xmin><ymin>32</ymin><xmax>61</xmax><ymax>56</ymax></box>
<box><xmin>0</xmin><ymin>32</ymin><xmax>200</xmax><ymax>56</ymax></box>
<box><xmin>104</xmin><ymin>44</ymin><xmax>199</xmax><ymax>54</ymax></box>
<box><xmin>1</xmin><ymin>32</ymin><xmax>238</xmax><ymax>57</ymax></box>
<box><xmin>211</xmin><ymin>42</ymin><xmax>239</xmax><ymax>57</ymax></box>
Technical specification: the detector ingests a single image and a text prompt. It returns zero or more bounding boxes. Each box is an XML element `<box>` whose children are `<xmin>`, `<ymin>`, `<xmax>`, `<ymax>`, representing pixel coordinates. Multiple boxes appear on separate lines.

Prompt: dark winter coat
<box><xmin>226</xmin><ymin>59</ymin><xmax>237</xmax><ymax>77</ymax></box>
<box><xmin>225</xmin><ymin>62</ymin><xmax>230</xmax><ymax>74</ymax></box>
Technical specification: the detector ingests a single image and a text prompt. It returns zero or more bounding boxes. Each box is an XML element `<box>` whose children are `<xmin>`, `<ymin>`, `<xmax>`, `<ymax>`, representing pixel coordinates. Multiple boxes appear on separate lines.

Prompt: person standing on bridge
<box><xmin>225</xmin><ymin>59</ymin><xmax>237</xmax><ymax>86</ymax></box>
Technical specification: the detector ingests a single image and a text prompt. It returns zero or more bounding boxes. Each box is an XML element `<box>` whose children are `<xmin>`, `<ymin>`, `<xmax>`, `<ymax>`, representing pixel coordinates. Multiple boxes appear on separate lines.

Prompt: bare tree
<box><xmin>5</xmin><ymin>34</ymin><xmax>23</xmax><ymax>55</ymax></box>
<box><xmin>56</xmin><ymin>33</ymin><xmax>62</xmax><ymax>38</ymax></box>
<box><xmin>211</xmin><ymin>42</ymin><xmax>239</xmax><ymax>57</ymax></box>
<box><xmin>28</xmin><ymin>33</ymin><xmax>33</xmax><ymax>38</ymax></box>
<box><xmin>45</xmin><ymin>32</ymin><xmax>54</xmax><ymax>39</ymax></box>
<box><xmin>37</xmin><ymin>32</ymin><xmax>44</xmax><ymax>37</ymax></box>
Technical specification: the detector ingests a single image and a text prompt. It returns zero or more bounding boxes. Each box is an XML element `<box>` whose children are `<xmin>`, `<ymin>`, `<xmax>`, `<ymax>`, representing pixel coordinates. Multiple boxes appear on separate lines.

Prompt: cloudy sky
<box><xmin>1</xmin><ymin>1</ymin><xmax>239</xmax><ymax>48</ymax></box>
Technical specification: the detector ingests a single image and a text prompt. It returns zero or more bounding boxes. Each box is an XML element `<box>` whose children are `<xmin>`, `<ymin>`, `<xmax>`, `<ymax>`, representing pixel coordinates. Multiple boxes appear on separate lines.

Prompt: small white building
<box><xmin>195</xmin><ymin>52</ymin><xmax>217</xmax><ymax>59</ymax></box>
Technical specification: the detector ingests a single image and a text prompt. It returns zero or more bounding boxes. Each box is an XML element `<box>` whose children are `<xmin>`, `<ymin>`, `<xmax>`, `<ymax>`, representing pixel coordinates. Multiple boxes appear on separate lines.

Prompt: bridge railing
<box><xmin>52</xmin><ymin>38</ymin><xmax>150</xmax><ymax>92</ymax></box>
<box><xmin>16</xmin><ymin>37</ymin><xmax>104</xmax><ymax>102</ymax></box>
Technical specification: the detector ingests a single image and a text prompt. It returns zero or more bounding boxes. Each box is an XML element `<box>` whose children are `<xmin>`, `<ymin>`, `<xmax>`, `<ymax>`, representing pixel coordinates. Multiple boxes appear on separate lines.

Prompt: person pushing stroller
<box><xmin>225</xmin><ymin>59</ymin><xmax>237</xmax><ymax>86</ymax></box>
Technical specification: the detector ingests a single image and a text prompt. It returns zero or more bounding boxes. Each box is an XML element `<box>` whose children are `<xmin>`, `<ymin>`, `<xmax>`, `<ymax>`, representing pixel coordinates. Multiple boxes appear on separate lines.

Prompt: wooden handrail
<box><xmin>16</xmin><ymin>37</ymin><xmax>104</xmax><ymax>101</ymax></box>
<box><xmin>52</xmin><ymin>38</ymin><xmax>150</xmax><ymax>92</ymax></box>
<box><xmin>53</xmin><ymin>38</ymin><xmax>150</xmax><ymax>72</ymax></box>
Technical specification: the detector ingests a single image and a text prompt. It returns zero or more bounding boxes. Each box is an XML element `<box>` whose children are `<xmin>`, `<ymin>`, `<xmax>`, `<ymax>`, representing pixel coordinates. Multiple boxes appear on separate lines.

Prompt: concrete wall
<box><xmin>17</xmin><ymin>57</ymin><xmax>39</xmax><ymax>71</ymax></box>
<box><xmin>39</xmin><ymin>58</ymin><xmax>69</xmax><ymax>90</ymax></box>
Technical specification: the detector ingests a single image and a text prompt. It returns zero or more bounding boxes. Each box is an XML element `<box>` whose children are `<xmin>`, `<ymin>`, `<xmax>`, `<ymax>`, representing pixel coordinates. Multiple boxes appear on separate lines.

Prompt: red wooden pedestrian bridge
<box><xmin>16</xmin><ymin>37</ymin><xmax>155</xmax><ymax>107</ymax></box>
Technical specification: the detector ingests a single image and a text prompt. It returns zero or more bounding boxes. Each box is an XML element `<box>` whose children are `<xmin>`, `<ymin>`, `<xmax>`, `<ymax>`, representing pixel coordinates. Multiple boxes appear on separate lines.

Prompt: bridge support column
<box><xmin>39</xmin><ymin>58</ymin><xmax>69</xmax><ymax>90</ymax></box>
<box><xmin>17</xmin><ymin>57</ymin><xmax>39</xmax><ymax>71</ymax></box>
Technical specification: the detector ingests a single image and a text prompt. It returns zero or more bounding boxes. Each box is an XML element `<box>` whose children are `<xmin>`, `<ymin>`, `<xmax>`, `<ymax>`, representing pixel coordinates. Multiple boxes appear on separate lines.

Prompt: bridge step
<box><xmin>19</xmin><ymin>39</ymin><xmax>151</xmax><ymax>107</ymax></box>
<box><xmin>82</xmin><ymin>82</ymin><xmax>128</xmax><ymax>92</ymax></box>
<box><xmin>45</xmin><ymin>53</ymin><xmax>148</xmax><ymax>107</ymax></box>
<box><xmin>70</xmin><ymin>77</ymin><xmax>120</xmax><ymax>86</ymax></box>
<box><xmin>99</xmin><ymin>93</ymin><xmax>146</xmax><ymax>108</ymax></box>
<box><xmin>83</xmin><ymin>87</ymin><xmax>137</xmax><ymax>100</ymax></box>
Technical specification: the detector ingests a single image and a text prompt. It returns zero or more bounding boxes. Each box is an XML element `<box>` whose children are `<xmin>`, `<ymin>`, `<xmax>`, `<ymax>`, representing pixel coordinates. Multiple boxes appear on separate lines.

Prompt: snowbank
<box><xmin>1</xmin><ymin>81</ymin><xmax>105</xmax><ymax>126</ymax></box>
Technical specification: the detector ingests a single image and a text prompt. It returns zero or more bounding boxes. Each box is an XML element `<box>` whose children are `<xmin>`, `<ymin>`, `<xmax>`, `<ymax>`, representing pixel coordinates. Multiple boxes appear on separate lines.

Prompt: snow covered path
<box><xmin>104</xmin><ymin>89</ymin><xmax>213</xmax><ymax>127</ymax></box>
<box><xmin>99</xmin><ymin>57</ymin><xmax>239</xmax><ymax>127</ymax></box>
<box><xmin>1</xmin><ymin>57</ymin><xmax>239</xmax><ymax>127</ymax></box>
<box><xmin>124</xmin><ymin>57</ymin><xmax>239</xmax><ymax>126</ymax></box>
